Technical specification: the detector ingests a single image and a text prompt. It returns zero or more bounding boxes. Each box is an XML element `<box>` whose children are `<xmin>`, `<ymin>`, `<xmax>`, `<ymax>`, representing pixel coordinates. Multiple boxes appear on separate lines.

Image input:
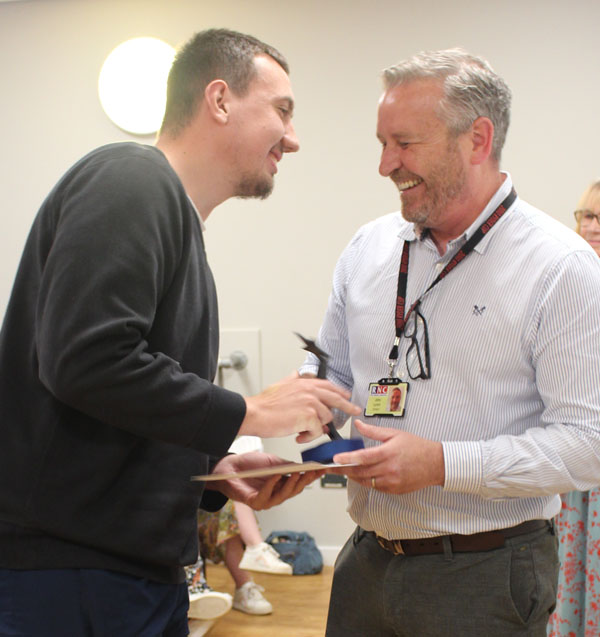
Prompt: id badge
<box><xmin>364</xmin><ymin>378</ymin><xmax>409</xmax><ymax>417</ymax></box>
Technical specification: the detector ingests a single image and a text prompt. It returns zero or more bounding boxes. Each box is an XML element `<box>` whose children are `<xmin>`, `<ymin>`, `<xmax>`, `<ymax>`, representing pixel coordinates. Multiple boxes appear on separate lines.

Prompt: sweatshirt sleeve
<box><xmin>35</xmin><ymin>147</ymin><xmax>244</xmax><ymax>457</ymax></box>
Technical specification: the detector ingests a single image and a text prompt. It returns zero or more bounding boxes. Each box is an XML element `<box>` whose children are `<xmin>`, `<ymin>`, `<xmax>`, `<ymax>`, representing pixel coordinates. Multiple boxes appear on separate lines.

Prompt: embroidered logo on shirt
<box><xmin>473</xmin><ymin>305</ymin><xmax>486</xmax><ymax>316</ymax></box>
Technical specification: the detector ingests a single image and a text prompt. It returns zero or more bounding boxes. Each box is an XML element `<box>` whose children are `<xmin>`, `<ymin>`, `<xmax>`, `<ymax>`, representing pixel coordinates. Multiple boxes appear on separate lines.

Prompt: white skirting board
<box><xmin>318</xmin><ymin>545</ymin><xmax>342</xmax><ymax>567</ymax></box>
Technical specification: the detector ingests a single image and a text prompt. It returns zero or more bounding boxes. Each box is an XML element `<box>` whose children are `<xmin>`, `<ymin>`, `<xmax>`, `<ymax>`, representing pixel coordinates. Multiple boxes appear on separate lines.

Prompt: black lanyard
<box><xmin>389</xmin><ymin>187</ymin><xmax>517</xmax><ymax>364</ymax></box>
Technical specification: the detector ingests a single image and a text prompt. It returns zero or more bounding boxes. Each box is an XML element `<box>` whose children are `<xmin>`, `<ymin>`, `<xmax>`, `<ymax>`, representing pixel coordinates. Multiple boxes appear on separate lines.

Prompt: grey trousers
<box><xmin>326</xmin><ymin>523</ymin><xmax>559</xmax><ymax>637</ymax></box>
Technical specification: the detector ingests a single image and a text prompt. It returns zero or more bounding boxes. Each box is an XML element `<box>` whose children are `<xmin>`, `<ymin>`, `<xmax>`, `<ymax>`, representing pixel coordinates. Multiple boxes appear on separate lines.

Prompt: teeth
<box><xmin>397</xmin><ymin>178</ymin><xmax>423</xmax><ymax>191</ymax></box>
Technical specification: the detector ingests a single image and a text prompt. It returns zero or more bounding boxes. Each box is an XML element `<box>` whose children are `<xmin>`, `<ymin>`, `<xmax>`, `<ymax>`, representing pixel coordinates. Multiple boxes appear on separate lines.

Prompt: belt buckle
<box><xmin>391</xmin><ymin>539</ymin><xmax>405</xmax><ymax>555</ymax></box>
<box><xmin>377</xmin><ymin>535</ymin><xmax>404</xmax><ymax>555</ymax></box>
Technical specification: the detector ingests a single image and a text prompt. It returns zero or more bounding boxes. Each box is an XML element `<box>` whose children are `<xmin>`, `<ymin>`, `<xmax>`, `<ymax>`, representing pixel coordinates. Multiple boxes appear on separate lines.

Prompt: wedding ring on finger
<box><xmin>371</xmin><ymin>477</ymin><xmax>376</xmax><ymax>489</ymax></box>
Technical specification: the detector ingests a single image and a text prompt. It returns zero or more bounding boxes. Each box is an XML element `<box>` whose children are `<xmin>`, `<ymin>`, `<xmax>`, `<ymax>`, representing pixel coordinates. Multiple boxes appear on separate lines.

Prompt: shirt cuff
<box><xmin>199</xmin><ymin>489</ymin><xmax>229</xmax><ymax>512</ymax></box>
<box><xmin>442</xmin><ymin>440</ymin><xmax>483</xmax><ymax>494</ymax></box>
<box><xmin>298</xmin><ymin>363</ymin><xmax>320</xmax><ymax>377</ymax></box>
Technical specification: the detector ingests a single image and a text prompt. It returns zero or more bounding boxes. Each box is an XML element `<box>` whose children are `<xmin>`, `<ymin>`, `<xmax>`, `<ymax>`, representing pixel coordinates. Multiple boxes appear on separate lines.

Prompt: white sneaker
<box><xmin>239</xmin><ymin>542</ymin><xmax>293</xmax><ymax>575</ymax></box>
<box><xmin>233</xmin><ymin>581</ymin><xmax>273</xmax><ymax>615</ymax></box>
<box><xmin>188</xmin><ymin>585</ymin><xmax>233</xmax><ymax>620</ymax></box>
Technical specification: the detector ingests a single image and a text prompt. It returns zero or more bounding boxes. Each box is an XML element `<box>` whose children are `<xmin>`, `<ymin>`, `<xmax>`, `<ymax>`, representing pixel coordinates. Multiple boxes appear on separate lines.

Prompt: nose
<box><xmin>282</xmin><ymin>121</ymin><xmax>300</xmax><ymax>153</ymax></box>
<box><xmin>379</xmin><ymin>144</ymin><xmax>401</xmax><ymax>177</ymax></box>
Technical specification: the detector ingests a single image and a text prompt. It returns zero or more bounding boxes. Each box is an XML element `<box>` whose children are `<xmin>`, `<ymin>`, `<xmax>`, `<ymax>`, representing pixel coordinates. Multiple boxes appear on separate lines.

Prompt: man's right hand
<box><xmin>240</xmin><ymin>372</ymin><xmax>360</xmax><ymax>442</ymax></box>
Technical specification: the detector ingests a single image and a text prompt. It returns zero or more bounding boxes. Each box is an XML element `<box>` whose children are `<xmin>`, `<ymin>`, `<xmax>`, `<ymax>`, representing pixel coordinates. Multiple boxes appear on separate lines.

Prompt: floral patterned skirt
<box><xmin>197</xmin><ymin>499</ymin><xmax>240</xmax><ymax>564</ymax></box>
<box><xmin>547</xmin><ymin>489</ymin><xmax>600</xmax><ymax>636</ymax></box>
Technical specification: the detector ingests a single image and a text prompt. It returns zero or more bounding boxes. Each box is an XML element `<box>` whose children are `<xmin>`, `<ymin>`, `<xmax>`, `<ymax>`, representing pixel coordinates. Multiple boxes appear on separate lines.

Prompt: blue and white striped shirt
<box><xmin>301</xmin><ymin>175</ymin><xmax>600</xmax><ymax>539</ymax></box>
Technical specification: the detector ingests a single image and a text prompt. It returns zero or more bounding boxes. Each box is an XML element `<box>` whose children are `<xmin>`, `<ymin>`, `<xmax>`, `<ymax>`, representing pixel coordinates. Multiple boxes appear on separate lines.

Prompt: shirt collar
<box><xmin>463</xmin><ymin>171</ymin><xmax>514</xmax><ymax>254</ymax></box>
<box><xmin>396</xmin><ymin>172</ymin><xmax>515</xmax><ymax>254</ymax></box>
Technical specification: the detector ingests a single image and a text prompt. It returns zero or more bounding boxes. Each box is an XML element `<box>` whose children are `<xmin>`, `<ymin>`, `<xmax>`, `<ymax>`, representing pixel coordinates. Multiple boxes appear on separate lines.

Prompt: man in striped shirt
<box><xmin>302</xmin><ymin>48</ymin><xmax>600</xmax><ymax>636</ymax></box>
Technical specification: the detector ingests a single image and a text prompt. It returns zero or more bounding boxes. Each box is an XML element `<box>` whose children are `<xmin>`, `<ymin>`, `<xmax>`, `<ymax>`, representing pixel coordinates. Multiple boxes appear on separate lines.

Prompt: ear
<box><xmin>204</xmin><ymin>79</ymin><xmax>230</xmax><ymax>124</ymax></box>
<box><xmin>469</xmin><ymin>116</ymin><xmax>495</xmax><ymax>165</ymax></box>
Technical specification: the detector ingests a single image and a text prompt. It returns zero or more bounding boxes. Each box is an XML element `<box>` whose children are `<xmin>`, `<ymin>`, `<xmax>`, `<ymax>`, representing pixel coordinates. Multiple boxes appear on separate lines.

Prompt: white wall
<box><xmin>1</xmin><ymin>0</ymin><xmax>599</xmax><ymax>558</ymax></box>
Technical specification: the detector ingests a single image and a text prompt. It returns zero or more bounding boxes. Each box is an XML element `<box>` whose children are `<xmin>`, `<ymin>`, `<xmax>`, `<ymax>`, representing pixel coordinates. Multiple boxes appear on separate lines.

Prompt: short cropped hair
<box><xmin>160</xmin><ymin>28</ymin><xmax>289</xmax><ymax>137</ymax></box>
<box><xmin>382</xmin><ymin>48</ymin><xmax>511</xmax><ymax>162</ymax></box>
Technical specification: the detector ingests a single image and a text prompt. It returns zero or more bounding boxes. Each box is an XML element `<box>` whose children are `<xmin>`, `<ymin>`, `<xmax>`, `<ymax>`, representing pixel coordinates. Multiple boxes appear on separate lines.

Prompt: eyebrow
<box><xmin>376</xmin><ymin>132</ymin><xmax>412</xmax><ymax>143</ymax></box>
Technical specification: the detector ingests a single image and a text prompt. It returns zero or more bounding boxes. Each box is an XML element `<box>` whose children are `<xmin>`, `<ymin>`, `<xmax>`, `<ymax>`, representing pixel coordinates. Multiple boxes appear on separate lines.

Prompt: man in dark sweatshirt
<box><xmin>0</xmin><ymin>29</ymin><xmax>359</xmax><ymax>636</ymax></box>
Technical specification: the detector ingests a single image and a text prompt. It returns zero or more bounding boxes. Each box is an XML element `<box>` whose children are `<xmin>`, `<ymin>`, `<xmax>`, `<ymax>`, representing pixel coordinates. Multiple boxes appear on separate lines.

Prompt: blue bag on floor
<box><xmin>265</xmin><ymin>530</ymin><xmax>323</xmax><ymax>575</ymax></box>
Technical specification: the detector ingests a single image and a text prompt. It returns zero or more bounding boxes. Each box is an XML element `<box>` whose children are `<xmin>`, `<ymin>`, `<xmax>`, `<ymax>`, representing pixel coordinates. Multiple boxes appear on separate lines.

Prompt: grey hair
<box><xmin>382</xmin><ymin>48</ymin><xmax>511</xmax><ymax>162</ymax></box>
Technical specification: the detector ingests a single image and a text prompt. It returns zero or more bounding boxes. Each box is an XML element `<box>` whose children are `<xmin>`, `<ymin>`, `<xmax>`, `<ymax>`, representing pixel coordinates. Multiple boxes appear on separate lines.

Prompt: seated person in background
<box><xmin>229</xmin><ymin>436</ymin><xmax>293</xmax><ymax>576</ymax></box>
<box><xmin>547</xmin><ymin>179</ymin><xmax>600</xmax><ymax>637</ymax></box>
<box><xmin>195</xmin><ymin>500</ymin><xmax>274</xmax><ymax>615</ymax></box>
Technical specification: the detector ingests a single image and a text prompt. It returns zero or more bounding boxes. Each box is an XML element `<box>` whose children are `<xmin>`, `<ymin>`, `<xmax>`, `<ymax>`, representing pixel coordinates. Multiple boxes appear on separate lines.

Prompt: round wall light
<box><xmin>98</xmin><ymin>37</ymin><xmax>176</xmax><ymax>136</ymax></box>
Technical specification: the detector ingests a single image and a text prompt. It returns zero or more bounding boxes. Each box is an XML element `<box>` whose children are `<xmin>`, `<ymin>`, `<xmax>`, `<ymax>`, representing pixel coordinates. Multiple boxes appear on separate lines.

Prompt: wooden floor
<box><xmin>193</xmin><ymin>563</ymin><xmax>334</xmax><ymax>637</ymax></box>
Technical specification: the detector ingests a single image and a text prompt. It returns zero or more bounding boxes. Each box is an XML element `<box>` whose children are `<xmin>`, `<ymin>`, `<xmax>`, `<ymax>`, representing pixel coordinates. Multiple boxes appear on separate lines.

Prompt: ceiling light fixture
<box><xmin>98</xmin><ymin>37</ymin><xmax>175</xmax><ymax>136</ymax></box>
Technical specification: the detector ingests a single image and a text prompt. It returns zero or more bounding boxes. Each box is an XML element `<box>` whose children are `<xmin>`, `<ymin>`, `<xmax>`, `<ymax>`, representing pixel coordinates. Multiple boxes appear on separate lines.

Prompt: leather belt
<box><xmin>375</xmin><ymin>519</ymin><xmax>550</xmax><ymax>556</ymax></box>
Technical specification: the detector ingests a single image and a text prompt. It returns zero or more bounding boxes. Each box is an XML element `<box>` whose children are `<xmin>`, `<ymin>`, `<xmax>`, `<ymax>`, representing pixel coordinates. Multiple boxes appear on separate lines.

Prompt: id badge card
<box><xmin>364</xmin><ymin>378</ymin><xmax>409</xmax><ymax>417</ymax></box>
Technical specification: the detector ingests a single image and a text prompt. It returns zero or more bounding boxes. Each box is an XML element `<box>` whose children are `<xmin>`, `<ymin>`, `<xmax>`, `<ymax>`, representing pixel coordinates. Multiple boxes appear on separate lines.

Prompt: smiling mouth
<box><xmin>269</xmin><ymin>150</ymin><xmax>282</xmax><ymax>172</ymax></box>
<box><xmin>270</xmin><ymin>146</ymin><xmax>283</xmax><ymax>163</ymax></box>
<box><xmin>396</xmin><ymin>177</ymin><xmax>423</xmax><ymax>191</ymax></box>
<box><xmin>267</xmin><ymin>152</ymin><xmax>280</xmax><ymax>175</ymax></box>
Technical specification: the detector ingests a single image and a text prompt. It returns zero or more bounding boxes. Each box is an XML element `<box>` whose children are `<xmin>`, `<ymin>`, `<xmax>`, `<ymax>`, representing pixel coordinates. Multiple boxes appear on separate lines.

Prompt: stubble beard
<box><xmin>400</xmin><ymin>142</ymin><xmax>467</xmax><ymax>231</ymax></box>
<box><xmin>235</xmin><ymin>173</ymin><xmax>274</xmax><ymax>200</ymax></box>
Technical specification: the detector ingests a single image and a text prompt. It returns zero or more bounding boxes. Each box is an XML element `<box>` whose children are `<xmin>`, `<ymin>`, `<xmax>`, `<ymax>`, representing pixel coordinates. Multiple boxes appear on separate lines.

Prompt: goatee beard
<box><xmin>235</xmin><ymin>176</ymin><xmax>274</xmax><ymax>200</ymax></box>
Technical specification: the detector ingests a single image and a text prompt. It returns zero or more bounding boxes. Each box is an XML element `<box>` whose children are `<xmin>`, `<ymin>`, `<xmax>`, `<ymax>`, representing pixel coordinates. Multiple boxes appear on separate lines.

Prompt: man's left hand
<box><xmin>331</xmin><ymin>420</ymin><xmax>445</xmax><ymax>494</ymax></box>
<box><xmin>206</xmin><ymin>451</ymin><xmax>325</xmax><ymax>510</ymax></box>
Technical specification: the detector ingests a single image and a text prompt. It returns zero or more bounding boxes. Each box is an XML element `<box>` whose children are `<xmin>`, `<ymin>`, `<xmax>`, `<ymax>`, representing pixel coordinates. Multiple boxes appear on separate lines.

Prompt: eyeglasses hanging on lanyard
<box><xmin>388</xmin><ymin>188</ymin><xmax>518</xmax><ymax>381</ymax></box>
<box><xmin>402</xmin><ymin>302</ymin><xmax>430</xmax><ymax>380</ymax></box>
